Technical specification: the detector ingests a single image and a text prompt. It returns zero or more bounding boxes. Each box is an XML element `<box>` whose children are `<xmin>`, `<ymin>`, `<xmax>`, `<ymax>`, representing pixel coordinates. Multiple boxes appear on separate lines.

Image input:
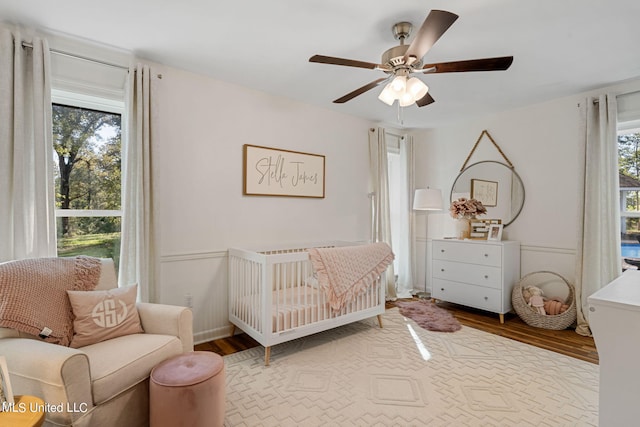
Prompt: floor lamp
<box><xmin>413</xmin><ymin>188</ymin><xmax>443</xmax><ymax>298</ymax></box>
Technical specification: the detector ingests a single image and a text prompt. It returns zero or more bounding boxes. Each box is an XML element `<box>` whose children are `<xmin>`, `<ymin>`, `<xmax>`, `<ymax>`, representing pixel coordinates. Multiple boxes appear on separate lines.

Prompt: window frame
<box><xmin>51</xmin><ymin>88</ymin><xmax>125</xmax><ymax>267</ymax></box>
<box><xmin>52</xmin><ymin>89</ymin><xmax>125</xmax><ymax>221</ymax></box>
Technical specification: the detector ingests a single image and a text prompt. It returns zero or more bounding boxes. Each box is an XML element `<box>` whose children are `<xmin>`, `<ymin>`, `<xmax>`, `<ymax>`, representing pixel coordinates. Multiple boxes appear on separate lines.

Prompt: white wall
<box><xmin>413</xmin><ymin>78</ymin><xmax>640</xmax><ymax>293</ymax></box>
<box><xmin>148</xmin><ymin>63</ymin><xmax>374</xmax><ymax>343</ymax></box>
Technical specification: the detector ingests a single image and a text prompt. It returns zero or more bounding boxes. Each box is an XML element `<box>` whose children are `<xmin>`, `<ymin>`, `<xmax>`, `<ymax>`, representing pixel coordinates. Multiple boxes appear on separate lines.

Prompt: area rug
<box><xmin>395</xmin><ymin>299</ymin><xmax>461</xmax><ymax>332</ymax></box>
<box><xmin>223</xmin><ymin>309</ymin><xmax>598</xmax><ymax>426</ymax></box>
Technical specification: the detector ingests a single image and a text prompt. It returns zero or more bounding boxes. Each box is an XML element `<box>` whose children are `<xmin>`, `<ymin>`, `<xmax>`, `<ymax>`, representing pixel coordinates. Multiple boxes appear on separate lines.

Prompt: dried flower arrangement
<box><xmin>449</xmin><ymin>197</ymin><xmax>487</xmax><ymax>219</ymax></box>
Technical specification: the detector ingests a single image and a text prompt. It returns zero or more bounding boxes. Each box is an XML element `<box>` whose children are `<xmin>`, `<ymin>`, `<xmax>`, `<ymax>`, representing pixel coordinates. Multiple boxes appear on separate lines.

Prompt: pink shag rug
<box><xmin>396</xmin><ymin>300</ymin><xmax>462</xmax><ymax>332</ymax></box>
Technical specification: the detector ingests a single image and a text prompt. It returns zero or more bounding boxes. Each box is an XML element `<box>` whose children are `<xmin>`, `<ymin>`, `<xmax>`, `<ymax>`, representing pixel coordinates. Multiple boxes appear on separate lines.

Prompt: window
<box><xmin>619</xmin><ymin>119</ymin><xmax>640</xmax><ymax>261</ymax></box>
<box><xmin>52</xmin><ymin>92</ymin><xmax>124</xmax><ymax>267</ymax></box>
<box><xmin>386</xmin><ymin>133</ymin><xmax>412</xmax><ymax>296</ymax></box>
<box><xmin>387</xmin><ymin>136</ymin><xmax>404</xmax><ymax>274</ymax></box>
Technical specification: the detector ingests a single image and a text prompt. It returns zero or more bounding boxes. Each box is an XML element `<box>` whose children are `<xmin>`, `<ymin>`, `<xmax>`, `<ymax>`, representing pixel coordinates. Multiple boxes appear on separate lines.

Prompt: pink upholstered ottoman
<box><xmin>150</xmin><ymin>351</ymin><xmax>225</xmax><ymax>427</ymax></box>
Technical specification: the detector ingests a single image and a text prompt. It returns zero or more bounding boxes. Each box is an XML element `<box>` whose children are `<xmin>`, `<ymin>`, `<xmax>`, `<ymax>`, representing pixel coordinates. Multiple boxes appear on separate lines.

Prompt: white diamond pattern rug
<box><xmin>223</xmin><ymin>308</ymin><xmax>598</xmax><ymax>426</ymax></box>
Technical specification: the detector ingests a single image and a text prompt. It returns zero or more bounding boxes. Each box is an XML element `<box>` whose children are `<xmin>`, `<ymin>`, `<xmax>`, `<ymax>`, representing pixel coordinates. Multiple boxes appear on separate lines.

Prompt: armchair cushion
<box><xmin>67</xmin><ymin>284</ymin><xmax>144</xmax><ymax>348</ymax></box>
<box><xmin>81</xmin><ymin>333</ymin><xmax>183</xmax><ymax>405</ymax></box>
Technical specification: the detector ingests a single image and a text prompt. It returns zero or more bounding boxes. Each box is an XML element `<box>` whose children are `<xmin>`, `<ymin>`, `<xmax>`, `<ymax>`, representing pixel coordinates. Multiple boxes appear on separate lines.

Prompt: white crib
<box><xmin>228</xmin><ymin>241</ymin><xmax>387</xmax><ymax>365</ymax></box>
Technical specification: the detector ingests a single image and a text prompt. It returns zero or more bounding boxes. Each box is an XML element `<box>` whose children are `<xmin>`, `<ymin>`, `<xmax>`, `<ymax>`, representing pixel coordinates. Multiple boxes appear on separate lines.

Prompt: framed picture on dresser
<box><xmin>487</xmin><ymin>224</ymin><xmax>503</xmax><ymax>241</ymax></box>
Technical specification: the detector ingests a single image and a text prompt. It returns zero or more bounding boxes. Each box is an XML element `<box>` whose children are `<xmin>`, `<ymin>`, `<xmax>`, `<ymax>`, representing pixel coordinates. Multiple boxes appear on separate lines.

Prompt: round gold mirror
<box><xmin>450</xmin><ymin>160</ymin><xmax>525</xmax><ymax>227</ymax></box>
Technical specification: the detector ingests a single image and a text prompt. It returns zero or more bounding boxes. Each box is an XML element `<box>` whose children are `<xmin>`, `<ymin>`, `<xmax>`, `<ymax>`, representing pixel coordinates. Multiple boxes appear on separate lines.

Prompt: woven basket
<box><xmin>511</xmin><ymin>271</ymin><xmax>577</xmax><ymax>330</ymax></box>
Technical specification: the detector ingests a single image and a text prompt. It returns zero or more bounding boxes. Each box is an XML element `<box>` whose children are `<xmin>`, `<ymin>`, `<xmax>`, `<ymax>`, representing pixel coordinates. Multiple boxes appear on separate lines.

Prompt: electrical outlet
<box><xmin>185</xmin><ymin>293</ymin><xmax>193</xmax><ymax>308</ymax></box>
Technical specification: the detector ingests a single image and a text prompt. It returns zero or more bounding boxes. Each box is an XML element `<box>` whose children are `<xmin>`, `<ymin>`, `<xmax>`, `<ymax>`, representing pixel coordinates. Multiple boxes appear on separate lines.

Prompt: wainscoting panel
<box><xmin>159</xmin><ymin>244</ymin><xmax>577</xmax><ymax>344</ymax></box>
<box><xmin>520</xmin><ymin>244</ymin><xmax>576</xmax><ymax>284</ymax></box>
<box><xmin>158</xmin><ymin>251</ymin><xmax>231</xmax><ymax>344</ymax></box>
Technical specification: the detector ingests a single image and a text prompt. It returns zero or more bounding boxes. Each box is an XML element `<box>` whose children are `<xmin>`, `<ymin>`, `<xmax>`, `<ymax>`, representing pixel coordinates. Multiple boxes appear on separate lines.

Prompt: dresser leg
<box><xmin>499</xmin><ymin>313</ymin><xmax>505</xmax><ymax>324</ymax></box>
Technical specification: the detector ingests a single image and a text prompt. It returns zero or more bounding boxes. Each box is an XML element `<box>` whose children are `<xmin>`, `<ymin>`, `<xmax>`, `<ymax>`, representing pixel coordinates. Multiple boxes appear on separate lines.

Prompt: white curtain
<box><xmin>0</xmin><ymin>27</ymin><xmax>56</xmax><ymax>261</ymax></box>
<box><xmin>119</xmin><ymin>64</ymin><xmax>155</xmax><ymax>302</ymax></box>
<box><xmin>394</xmin><ymin>135</ymin><xmax>415</xmax><ymax>297</ymax></box>
<box><xmin>368</xmin><ymin>127</ymin><xmax>396</xmax><ymax>300</ymax></box>
<box><xmin>575</xmin><ymin>93</ymin><xmax>621</xmax><ymax>336</ymax></box>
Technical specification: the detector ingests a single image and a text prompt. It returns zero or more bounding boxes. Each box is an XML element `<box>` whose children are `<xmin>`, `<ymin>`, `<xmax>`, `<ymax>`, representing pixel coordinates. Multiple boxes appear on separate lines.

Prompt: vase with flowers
<box><xmin>449</xmin><ymin>197</ymin><xmax>487</xmax><ymax>239</ymax></box>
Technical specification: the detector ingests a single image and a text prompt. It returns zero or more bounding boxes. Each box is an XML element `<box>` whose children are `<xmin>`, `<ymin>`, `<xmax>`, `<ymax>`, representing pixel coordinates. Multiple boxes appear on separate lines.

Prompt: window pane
<box><xmin>619</xmin><ymin>130</ymin><xmax>640</xmax><ymax>266</ymax></box>
<box><xmin>56</xmin><ymin>217</ymin><xmax>121</xmax><ymax>270</ymax></box>
<box><xmin>52</xmin><ymin>104</ymin><xmax>122</xmax><ymax>213</ymax></box>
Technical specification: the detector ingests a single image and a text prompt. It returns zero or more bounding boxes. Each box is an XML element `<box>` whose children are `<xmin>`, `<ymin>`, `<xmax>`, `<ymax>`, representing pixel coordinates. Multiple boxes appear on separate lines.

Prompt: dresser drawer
<box><xmin>432</xmin><ymin>240</ymin><xmax>502</xmax><ymax>267</ymax></box>
<box><xmin>432</xmin><ymin>259</ymin><xmax>502</xmax><ymax>289</ymax></box>
<box><xmin>432</xmin><ymin>279</ymin><xmax>504</xmax><ymax>313</ymax></box>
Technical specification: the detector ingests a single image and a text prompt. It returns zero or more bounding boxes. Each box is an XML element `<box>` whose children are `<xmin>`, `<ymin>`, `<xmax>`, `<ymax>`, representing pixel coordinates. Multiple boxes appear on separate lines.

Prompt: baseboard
<box><xmin>193</xmin><ymin>325</ymin><xmax>234</xmax><ymax>345</ymax></box>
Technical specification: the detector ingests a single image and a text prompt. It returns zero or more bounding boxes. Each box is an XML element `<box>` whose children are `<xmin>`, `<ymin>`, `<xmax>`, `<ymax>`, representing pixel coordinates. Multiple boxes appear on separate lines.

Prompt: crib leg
<box><xmin>265</xmin><ymin>347</ymin><xmax>271</xmax><ymax>366</ymax></box>
<box><xmin>377</xmin><ymin>314</ymin><xmax>383</xmax><ymax>328</ymax></box>
<box><xmin>229</xmin><ymin>323</ymin><xmax>236</xmax><ymax>337</ymax></box>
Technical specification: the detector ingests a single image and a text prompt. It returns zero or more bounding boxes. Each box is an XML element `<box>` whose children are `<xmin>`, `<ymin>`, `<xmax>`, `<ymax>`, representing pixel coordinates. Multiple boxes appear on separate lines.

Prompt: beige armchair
<box><xmin>0</xmin><ymin>258</ymin><xmax>193</xmax><ymax>427</ymax></box>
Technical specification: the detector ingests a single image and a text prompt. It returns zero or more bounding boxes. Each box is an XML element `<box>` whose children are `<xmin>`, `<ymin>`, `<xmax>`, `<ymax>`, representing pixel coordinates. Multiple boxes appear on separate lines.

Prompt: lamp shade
<box><xmin>413</xmin><ymin>188</ymin><xmax>443</xmax><ymax>211</ymax></box>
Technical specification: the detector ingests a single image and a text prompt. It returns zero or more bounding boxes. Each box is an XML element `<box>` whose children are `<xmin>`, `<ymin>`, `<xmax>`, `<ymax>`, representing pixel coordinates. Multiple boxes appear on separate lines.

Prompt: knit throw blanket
<box><xmin>0</xmin><ymin>256</ymin><xmax>102</xmax><ymax>346</ymax></box>
<box><xmin>308</xmin><ymin>243</ymin><xmax>394</xmax><ymax>311</ymax></box>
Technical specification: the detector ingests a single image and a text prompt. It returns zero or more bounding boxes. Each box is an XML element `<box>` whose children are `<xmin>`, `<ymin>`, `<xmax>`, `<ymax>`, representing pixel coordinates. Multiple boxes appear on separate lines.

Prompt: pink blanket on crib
<box><xmin>308</xmin><ymin>243</ymin><xmax>394</xmax><ymax>311</ymax></box>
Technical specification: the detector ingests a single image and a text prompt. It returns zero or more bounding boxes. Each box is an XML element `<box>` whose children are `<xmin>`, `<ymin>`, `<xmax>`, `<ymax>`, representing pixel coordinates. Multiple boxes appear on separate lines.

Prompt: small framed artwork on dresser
<box><xmin>487</xmin><ymin>224</ymin><xmax>503</xmax><ymax>241</ymax></box>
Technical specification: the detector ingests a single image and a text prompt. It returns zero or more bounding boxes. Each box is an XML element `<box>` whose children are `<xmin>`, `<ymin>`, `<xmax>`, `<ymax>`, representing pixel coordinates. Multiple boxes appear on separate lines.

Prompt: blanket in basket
<box><xmin>0</xmin><ymin>256</ymin><xmax>102</xmax><ymax>346</ymax></box>
<box><xmin>308</xmin><ymin>243</ymin><xmax>394</xmax><ymax>311</ymax></box>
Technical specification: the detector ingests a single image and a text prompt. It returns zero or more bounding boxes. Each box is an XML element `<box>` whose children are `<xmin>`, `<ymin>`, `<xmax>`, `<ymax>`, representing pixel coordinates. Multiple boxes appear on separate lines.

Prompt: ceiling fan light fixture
<box><xmin>407</xmin><ymin>77</ymin><xmax>429</xmax><ymax>100</ymax></box>
<box><xmin>390</xmin><ymin>75</ymin><xmax>407</xmax><ymax>93</ymax></box>
<box><xmin>378</xmin><ymin>84</ymin><xmax>396</xmax><ymax>105</ymax></box>
<box><xmin>399</xmin><ymin>91</ymin><xmax>415</xmax><ymax>107</ymax></box>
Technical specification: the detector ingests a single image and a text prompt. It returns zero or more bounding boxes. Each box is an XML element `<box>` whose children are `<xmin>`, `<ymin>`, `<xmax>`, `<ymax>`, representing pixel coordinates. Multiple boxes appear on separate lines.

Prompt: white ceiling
<box><xmin>2</xmin><ymin>0</ymin><xmax>640</xmax><ymax>129</ymax></box>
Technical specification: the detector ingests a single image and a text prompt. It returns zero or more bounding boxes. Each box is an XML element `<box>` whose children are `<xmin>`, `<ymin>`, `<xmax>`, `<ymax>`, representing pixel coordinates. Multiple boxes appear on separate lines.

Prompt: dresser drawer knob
<box><xmin>440</xmin><ymin>288</ymin><xmax>445</xmax><ymax>291</ymax></box>
<box><xmin>484</xmin><ymin>253</ymin><xmax>489</xmax><ymax>257</ymax></box>
<box><xmin>440</xmin><ymin>249</ymin><xmax>445</xmax><ymax>253</ymax></box>
<box><xmin>441</xmin><ymin>268</ymin><xmax>445</xmax><ymax>272</ymax></box>
<box><xmin>484</xmin><ymin>275</ymin><xmax>489</xmax><ymax>279</ymax></box>
<box><xmin>484</xmin><ymin>296</ymin><xmax>488</xmax><ymax>300</ymax></box>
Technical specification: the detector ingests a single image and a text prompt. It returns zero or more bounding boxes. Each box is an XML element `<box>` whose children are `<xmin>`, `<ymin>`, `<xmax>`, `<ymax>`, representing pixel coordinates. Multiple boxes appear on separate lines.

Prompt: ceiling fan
<box><xmin>309</xmin><ymin>10</ymin><xmax>513</xmax><ymax>108</ymax></box>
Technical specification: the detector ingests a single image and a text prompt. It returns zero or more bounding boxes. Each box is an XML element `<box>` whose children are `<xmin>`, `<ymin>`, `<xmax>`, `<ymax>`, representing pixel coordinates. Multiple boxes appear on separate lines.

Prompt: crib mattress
<box><xmin>235</xmin><ymin>285</ymin><xmax>331</xmax><ymax>333</ymax></box>
<box><xmin>271</xmin><ymin>286</ymin><xmax>332</xmax><ymax>332</ymax></box>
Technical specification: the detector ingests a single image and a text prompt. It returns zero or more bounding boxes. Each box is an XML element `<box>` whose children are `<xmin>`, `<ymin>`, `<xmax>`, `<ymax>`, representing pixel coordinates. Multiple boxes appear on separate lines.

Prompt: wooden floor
<box><xmin>195</xmin><ymin>299</ymin><xmax>599</xmax><ymax>365</ymax></box>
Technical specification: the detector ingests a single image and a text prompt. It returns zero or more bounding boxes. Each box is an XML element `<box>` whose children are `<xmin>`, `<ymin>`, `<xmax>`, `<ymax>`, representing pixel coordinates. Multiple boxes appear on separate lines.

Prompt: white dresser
<box><xmin>588</xmin><ymin>270</ymin><xmax>640</xmax><ymax>427</ymax></box>
<box><xmin>431</xmin><ymin>239</ymin><xmax>521</xmax><ymax>323</ymax></box>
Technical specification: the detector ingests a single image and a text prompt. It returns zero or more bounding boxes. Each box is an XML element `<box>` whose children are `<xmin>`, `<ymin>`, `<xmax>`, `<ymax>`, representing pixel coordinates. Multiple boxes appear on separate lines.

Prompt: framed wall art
<box><xmin>243</xmin><ymin>144</ymin><xmax>325</xmax><ymax>198</ymax></box>
<box><xmin>471</xmin><ymin>178</ymin><xmax>498</xmax><ymax>207</ymax></box>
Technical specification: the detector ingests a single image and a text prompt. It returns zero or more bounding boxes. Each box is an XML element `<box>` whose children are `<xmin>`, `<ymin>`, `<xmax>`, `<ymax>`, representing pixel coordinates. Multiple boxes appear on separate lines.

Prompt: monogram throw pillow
<box><xmin>67</xmin><ymin>284</ymin><xmax>144</xmax><ymax>348</ymax></box>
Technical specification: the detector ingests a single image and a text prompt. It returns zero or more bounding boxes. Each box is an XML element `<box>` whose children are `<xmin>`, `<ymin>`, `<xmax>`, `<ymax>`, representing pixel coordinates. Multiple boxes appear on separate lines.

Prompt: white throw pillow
<box><xmin>67</xmin><ymin>284</ymin><xmax>143</xmax><ymax>348</ymax></box>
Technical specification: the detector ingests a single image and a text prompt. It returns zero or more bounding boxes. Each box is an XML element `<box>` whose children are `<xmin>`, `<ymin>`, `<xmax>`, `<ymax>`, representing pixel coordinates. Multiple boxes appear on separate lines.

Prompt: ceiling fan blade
<box><xmin>422</xmin><ymin>56</ymin><xmax>514</xmax><ymax>73</ymax></box>
<box><xmin>333</xmin><ymin>78</ymin><xmax>389</xmax><ymax>104</ymax></box>
<box><xmin>416</xmin><ymin>92</ymin><xmax>435</xmax><ymax>107</ymax></box>
<box><xmin>309</xmin><ymin>54</ymin><xmax>381</xmax><ymax>70</ymax></box>
<box><xmin>403</xmin><ymin>10</ymin><xmax>458</xmax><ymax>64</ymax></box>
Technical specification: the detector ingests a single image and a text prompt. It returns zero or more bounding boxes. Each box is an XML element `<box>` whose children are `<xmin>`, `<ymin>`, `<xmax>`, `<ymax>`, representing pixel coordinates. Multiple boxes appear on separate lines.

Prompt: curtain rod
<box><xmin>593</xmin><ymin>88</ymin><xmax>640</xmax><ymax>104</ymax></box>
<box><xmin>386</xmin><ymin>131</ymin><xmax>405</xmax><ymax>139</ymax></box>
<box><xmin>21</xmin><ymin>41</ymin><xmax>129</xmax><ymax>71</ymax></box>
<box><xmin>369</xmin><ymin>128</ymin><xmax>405</xmax><ymax>140</ymax></box>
